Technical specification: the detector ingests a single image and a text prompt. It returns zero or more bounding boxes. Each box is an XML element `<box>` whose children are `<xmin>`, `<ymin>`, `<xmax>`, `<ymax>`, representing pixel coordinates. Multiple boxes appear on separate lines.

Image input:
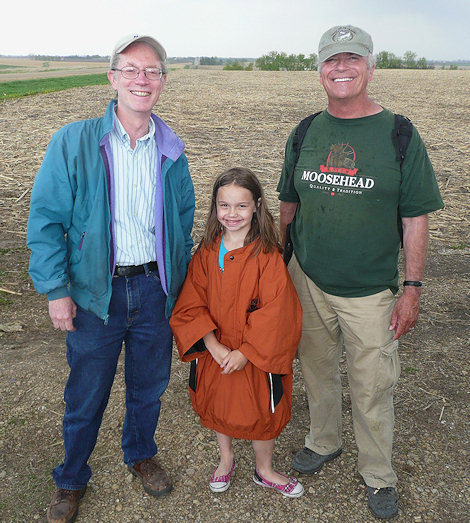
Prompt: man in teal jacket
<box><xmin>27</xmin><ymin>34</ymin><xmax>195</xmax><ymax>523</ymax></box>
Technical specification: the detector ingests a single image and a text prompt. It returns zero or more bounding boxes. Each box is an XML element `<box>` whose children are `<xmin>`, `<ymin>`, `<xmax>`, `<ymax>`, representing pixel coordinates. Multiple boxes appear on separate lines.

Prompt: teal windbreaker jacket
<box><xmin>27</xmin><ymin>100</ymin><xmax>195</xmax><ymax>320</ymax></box>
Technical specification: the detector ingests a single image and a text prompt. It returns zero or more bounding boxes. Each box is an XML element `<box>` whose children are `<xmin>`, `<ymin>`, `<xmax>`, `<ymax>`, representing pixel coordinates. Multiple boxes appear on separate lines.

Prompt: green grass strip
<box><xmin>0</xmin><ymin>64</ymin><xmax>24</xmax><ymax>70</ymax></box>
<box><xmin>0</xmin><ymin>73</ymin><xmax>109</xmax><ymax>100</ymax></box>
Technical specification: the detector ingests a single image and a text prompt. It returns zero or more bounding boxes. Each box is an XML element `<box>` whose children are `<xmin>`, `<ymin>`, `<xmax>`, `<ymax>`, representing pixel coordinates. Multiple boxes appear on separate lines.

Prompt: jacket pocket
<box><xmin>69</xmin><ymin>231</ymin><xmax>86</xmax><ymax>265</ymax></box>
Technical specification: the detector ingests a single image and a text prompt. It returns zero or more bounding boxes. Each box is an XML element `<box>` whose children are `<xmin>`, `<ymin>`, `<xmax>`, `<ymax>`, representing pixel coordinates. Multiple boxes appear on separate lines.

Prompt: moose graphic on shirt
<box><xmin>320</xmin><ymin>143</ymin><xmax>358</xmax><ymax>176</ymax></box>
<box><xmin>328</xmin><ymin>144</ymin><xmax>356</xmax><ymax>170</ymax></box>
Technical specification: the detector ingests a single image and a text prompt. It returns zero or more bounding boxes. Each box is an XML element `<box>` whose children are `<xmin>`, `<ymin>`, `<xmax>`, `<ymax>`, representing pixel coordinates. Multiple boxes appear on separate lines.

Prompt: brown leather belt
<box><xmin>114</xmin><ymin>261</ymin><xmax>158</xmax><ymax>277</ymax></box>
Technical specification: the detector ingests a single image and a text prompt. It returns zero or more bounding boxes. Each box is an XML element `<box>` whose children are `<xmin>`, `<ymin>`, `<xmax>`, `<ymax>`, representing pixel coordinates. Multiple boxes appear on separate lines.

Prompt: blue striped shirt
<box><xmin>110</xmin><ymin>113</ymin><xmax>158</xmax><ymax>265</ymax></box>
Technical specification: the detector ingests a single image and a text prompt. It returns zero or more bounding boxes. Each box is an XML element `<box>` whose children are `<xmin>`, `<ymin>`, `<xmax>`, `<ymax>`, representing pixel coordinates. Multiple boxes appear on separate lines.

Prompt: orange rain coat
<box><xmin>170</xmin><ymin>236</ymin><xmax>302</xmax><ymax>440</ymax></box>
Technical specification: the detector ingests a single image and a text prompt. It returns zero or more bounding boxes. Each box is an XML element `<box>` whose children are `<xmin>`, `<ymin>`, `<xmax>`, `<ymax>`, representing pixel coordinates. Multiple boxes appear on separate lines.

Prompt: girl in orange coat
<box><xmin>170</xmin><ymin>168</ymin><xmax>303</xmax><ymax>497</ymax></box>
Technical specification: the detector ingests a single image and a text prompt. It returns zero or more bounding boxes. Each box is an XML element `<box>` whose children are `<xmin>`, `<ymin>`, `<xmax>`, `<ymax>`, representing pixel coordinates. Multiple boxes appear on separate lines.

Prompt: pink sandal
<box><xmin>253</xmin><ymin>469</ymin><xmax>304</xmax><ymax>498</ymax></box>
<box><xmin>209</xmin><ymin>460</ymin><xmax>236</xmax><ymax>492</ymax></box>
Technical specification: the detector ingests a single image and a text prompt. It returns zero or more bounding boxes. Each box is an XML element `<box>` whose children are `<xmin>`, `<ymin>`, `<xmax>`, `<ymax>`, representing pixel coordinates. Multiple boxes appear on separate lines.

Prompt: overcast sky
<box><xmin>2</xmin><ymin>0</ymin><xmax>468</xmax><ymax>61</ymax></box>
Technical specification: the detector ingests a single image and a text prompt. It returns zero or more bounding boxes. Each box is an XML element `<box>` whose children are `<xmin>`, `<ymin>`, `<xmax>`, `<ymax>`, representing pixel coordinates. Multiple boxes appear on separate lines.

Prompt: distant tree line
<box><xmin>29</xmin><ymin>54</ymin><xmax>108</xmax><ymax>62</ymax></box>
<box><xmin>254</xmin><ymin>50</ymin><xmax>437</xmax><ymax>71</ymax></box>
<box><xmin>430</xmin><ymin>59</ymin><xmax>469</xmax><ymax>66</ymax></box>
<box><xmin>223</xmin><ymin>61</ymin><xmax>253</xmax><ymax>71</ymax></box>
<box><xmin>255</xmin><ymin>51</ymin><xmax>317</xmax><ymax>71</ymax></box>
<box><xmin>199</xmin><ymin>56</ymin><xmax>255</xmax><ymax>66</ymax></box>
<box><xmin>200</xmin><ymin>56</ymin><xmax>224</xmax><ymax>66</ymax></box>
<box><xmin>375</xmin><ymin>50</ymin><xmax>431</xmax><ymax>69</ymax></box>
<box><xmin>19</xmin><ymin>51</ymin><xmax>463</xmax><ymax>71</ymax></box>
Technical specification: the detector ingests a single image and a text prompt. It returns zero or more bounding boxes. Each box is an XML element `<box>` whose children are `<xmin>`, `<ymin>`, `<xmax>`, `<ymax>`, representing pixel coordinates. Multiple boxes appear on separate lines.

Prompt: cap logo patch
<box><xmin>332</xmin><ymin>27</ymin><xmax>355</xmax><ymax>42</ymax></box>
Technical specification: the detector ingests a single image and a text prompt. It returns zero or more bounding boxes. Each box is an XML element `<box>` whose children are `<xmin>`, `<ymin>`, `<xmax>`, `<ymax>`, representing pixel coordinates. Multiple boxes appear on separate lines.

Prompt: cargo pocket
<box><xmin>375</xmin><ymin>339</ymin><xmax>400</xmax><ymax>393</ymax></box>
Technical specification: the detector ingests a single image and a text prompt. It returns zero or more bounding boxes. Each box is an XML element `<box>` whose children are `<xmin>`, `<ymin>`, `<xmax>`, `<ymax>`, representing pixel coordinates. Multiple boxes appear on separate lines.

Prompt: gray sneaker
<box><xmin>291</xmin><ymin>447</ymin><xmax>342</xmax><ymax>474</ymax></box>
<box><xmin>367</xmin><ymin>486</ymin><xmax>398</xmax><ymax>520</ymax></box>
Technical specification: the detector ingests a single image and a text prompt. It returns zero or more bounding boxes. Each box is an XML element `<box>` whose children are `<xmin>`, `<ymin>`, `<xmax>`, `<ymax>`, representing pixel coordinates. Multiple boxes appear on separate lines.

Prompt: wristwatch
<box><xmin>403</xmin><ymin>281</ymin><xmax>422</xmax><ymax>287</ymax></box>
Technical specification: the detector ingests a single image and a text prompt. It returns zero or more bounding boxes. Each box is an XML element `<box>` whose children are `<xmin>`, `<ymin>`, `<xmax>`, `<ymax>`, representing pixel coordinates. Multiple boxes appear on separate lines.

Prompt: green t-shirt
<box><xmin>277</xmin><ymin>108</ymin><xmax>444</xmax><ymax>297</ymax></box>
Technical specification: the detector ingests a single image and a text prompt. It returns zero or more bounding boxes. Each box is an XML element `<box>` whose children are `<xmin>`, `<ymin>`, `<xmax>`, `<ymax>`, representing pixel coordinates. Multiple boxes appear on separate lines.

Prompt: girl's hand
<box><xmin>208</xmin><ymin>343</ymin><xmax>231</xmax><ymax>366</ymax></box>
<box><xmin>203</xmin><ymin>331</ymin><xmax>231</xmax><ymax>365</ymax></box>
<box><xmin>221</xmin><ymin>350</ymin><xmax>248</xmax><ymax>374</ymax></box>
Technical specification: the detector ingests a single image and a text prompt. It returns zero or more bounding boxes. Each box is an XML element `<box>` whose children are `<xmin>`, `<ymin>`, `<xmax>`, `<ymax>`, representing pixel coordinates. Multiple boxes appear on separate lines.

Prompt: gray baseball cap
<box><xmin>318</xmin><ymin>25</ymin><xmax>373</xmax><ymax>63</ymax></box>
<box><xmin>110</xmin><ymin>34</ymin><xmax>167</xmax><ymax>68</ymax></box>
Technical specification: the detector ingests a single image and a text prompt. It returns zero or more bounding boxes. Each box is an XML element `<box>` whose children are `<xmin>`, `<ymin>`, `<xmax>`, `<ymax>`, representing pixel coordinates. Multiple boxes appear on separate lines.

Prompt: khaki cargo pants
<box><xmin>289</xmin><ymin>255</ymin><xmax>400</xmax><ymax>488</ymax></box>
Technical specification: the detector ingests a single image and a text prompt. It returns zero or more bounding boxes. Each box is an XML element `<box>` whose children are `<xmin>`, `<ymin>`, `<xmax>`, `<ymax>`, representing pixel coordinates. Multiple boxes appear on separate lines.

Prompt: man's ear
<box><xmin>107</xmin><ymin>70</ymin><xmax>117</xmax><ymax>89</ymax></box>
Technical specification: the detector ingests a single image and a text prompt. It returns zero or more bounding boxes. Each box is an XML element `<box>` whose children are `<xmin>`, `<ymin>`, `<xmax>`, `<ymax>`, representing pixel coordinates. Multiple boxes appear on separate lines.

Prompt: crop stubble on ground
<box><xmin>0</xmin><ymin>69</ymin><xmax>469</xmax><ymax>522</ymax></box>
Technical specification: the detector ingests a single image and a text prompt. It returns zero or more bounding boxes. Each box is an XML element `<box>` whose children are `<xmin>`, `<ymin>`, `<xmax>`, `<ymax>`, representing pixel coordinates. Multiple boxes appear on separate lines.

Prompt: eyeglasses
<box><xmin>112</xmin><ymin>66</ymin><xmax>164</xmax><ymax>81</ymax></box>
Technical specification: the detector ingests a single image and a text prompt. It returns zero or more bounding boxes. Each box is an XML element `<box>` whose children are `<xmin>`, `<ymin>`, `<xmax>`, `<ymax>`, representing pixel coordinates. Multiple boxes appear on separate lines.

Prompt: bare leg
<box><xmin>214</xmin><ymin>431</ymin><xmax>235</xmax><ymax>476</ymax></box>
<box><xmin>252</xmin><ymin>439</ymin><xmax>289</xmax><ymax>485</ymax></box>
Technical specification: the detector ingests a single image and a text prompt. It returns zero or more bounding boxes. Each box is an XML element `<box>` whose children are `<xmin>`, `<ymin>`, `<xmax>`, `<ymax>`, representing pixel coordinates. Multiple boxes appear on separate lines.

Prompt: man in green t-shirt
<box><xmin>278</xmin><ymin>25</ymin><xmax>443</xmax><ymax>520</ymax></box>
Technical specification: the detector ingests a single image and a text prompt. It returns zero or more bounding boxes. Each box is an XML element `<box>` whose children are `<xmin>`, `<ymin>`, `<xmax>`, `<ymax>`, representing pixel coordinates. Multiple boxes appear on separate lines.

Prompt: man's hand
<box><xmin>221</xmin><ymin>350</ymin><xmax>248</xmax><ymax>375</ymax></box>
<box><xmin>389</xmin><ymin>287</ymin><xmax>421</xmax><ymax>340</ymax></box>
<box><xmin>390</xmin><ymin>214</ymin><xmax>429</xmax><ymax>340</ymax></box>
<box><xmin>49</xmin><ymin>297</ymin><xmax>77</xmax><ymax>332</ymax></box>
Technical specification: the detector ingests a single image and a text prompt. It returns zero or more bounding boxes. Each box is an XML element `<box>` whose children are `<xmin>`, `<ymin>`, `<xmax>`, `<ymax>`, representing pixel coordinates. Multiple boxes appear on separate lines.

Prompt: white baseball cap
<box><xmin>110</xmin><ymin>34</ymin><xmax>167</xmax><ymax>68</ymax></box>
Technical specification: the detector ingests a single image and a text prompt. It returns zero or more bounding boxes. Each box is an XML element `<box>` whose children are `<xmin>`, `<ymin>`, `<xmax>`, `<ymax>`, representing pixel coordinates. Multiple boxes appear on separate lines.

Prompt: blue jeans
<box><xmin>52</xmin><ymin>269</ymin><xmax>173</xmax><ymax>490</ymax></box>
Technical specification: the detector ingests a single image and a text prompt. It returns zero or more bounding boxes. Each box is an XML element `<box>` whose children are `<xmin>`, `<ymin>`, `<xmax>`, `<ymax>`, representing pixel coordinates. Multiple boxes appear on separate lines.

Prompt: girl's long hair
<box><xmin>201</xmin><ymin>167</ymin><xmax>282</xmax><ymax>255</ymax></box>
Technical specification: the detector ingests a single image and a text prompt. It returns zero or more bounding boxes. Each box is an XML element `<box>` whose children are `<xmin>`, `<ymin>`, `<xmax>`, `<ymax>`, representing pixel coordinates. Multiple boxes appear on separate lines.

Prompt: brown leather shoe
<box><xmin>128</xmin><ymin>457</ymin><xmax>173</xmax><ymax>497</ymax></box>
<box><xmin>46</xmin><ymin>487</ymin><xmax>86</xmax><ymax>523</ymax></box>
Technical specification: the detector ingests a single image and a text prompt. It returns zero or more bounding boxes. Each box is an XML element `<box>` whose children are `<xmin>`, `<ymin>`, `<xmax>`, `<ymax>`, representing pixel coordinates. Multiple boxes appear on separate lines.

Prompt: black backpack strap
<box><xmin>392</xmin><ymin>113</ymin><xmax>413</xmax><ymax>166</ymax></box>
<box><xmin>294</xmin><ymin>112</ymin><xmax>322</xmax><ymax>164</ymax></box>
<box><xmin>283</xmin><ymin>111</ymin><xmax>321</xmax><ymax>264</ymax></box>
<box><xmin>286</xmin><ymin>111</ymin><xmax>322</xmax><ymax>187</ymax></box>
<box><xmin>392</xmin><ymin>114</ymin><xmax>414</xmax><ymax>247</ymax></box>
